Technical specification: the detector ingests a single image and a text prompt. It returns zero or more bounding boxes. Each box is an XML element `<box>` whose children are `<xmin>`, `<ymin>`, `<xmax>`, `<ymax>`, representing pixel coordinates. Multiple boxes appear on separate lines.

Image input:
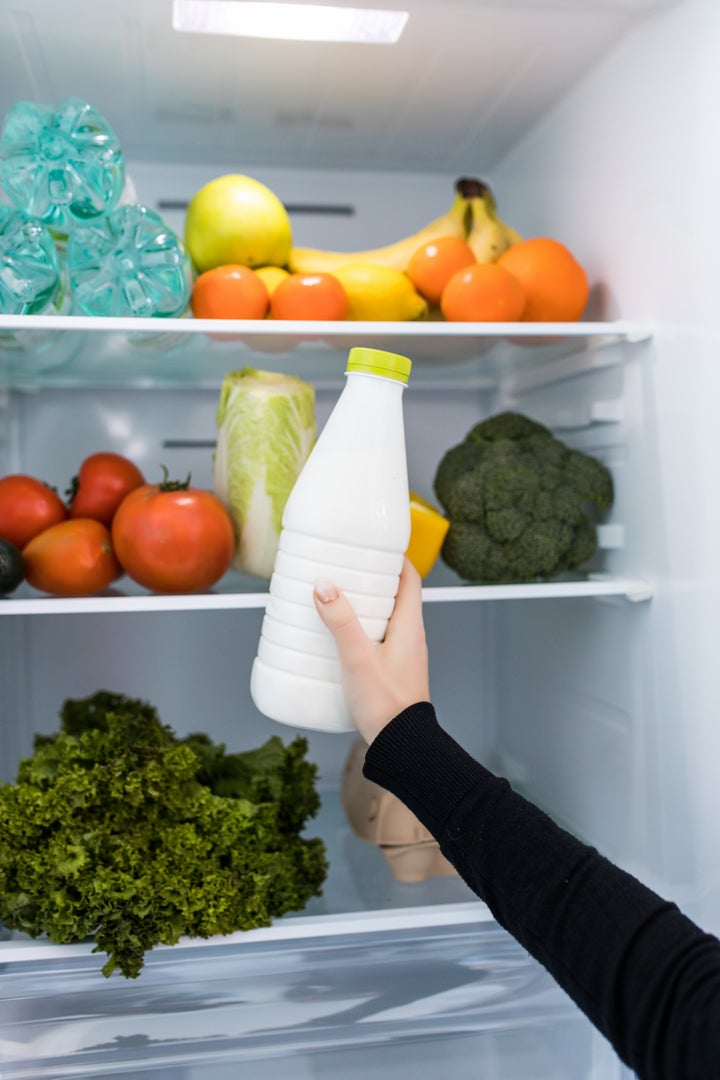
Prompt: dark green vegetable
<box><xmin>433</xmin><ymin>411</ymin><xmax>613</xmax><ymax>584</ymax></box>
<box><xmin>0</xmin><ymin>538</ymin><xmax>24</xmax><ymax>595</ymax></box>
<box><xmin>0</xmin><ymin>692</ymin><xmax>327</xmax><ymax>979</ymax></box>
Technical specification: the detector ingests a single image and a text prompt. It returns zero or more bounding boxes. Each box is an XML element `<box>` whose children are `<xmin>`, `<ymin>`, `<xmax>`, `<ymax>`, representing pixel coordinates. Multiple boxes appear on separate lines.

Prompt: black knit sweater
<box><xmin>363</xmin><ymin>702</ymin><xmax>720</xmax><ymax>1080</ymax></box>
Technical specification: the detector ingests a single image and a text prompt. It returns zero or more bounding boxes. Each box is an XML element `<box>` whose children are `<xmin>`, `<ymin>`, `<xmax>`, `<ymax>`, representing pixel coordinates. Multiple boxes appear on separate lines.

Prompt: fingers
<box><xmin>313</xmin><ymin>559</ymin><xmax>424</xmax><ymax>665</ymax></box>
<box><xmin>313</xmin><ymin>578</ymin><xmax>372</xmax><ymax>666</ymax></box>
<box><xmin>385</xmin><ymin>557</ymin><xmax>424</xmax><ymax>642</ymax></box>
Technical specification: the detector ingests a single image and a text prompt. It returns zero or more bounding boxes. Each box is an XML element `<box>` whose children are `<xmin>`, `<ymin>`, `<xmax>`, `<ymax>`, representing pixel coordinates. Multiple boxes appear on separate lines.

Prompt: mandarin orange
<box><xmin>270</xmin><ymin>272</ymin><xmax>348</xmax><ymax>321</ymax></box>
<box><xmin>191</xmin><ymin>264</ymin><xmax>269</xmax><ymax>319</ymax></box>
<box><xmin>497</xmin><ymin>237</ymin><xmax>589</xmax><ymax>322</ymax></box>
<box><xmin>407</xmin><ymin>236</ymin><xmax>476</xmax><ymax>306</ymax></box>
<box><xmin>440</xmin><ymin>262</ymin><xmax>526</xmax><ymax>322</ymax></box>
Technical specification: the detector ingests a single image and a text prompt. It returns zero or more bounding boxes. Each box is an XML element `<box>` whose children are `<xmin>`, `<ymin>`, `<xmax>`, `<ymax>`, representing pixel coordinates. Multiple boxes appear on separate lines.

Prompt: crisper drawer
<box><xmin>0</xmin><ymin>915</ymin><xmax>604</xmax><ymax>1080</ymax></box>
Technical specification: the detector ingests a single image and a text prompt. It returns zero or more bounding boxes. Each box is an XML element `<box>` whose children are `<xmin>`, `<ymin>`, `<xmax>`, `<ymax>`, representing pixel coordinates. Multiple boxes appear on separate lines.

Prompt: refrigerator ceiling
<box><xmin>0</xmin><ymin>0</ymin><xmax>683</xmax><ymax>173</ymax></box>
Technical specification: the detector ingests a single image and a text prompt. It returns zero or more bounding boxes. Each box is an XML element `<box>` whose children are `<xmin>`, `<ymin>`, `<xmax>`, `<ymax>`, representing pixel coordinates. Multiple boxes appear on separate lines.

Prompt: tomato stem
<box><xmin>157</xmin><ymin>465</ymin><xmax>192</xmax><ymax>492</ymax></box>
<box><xmin>65</xmin><ymin>475</ymin><xmax>79</xmax><ymax>504</ymax></box>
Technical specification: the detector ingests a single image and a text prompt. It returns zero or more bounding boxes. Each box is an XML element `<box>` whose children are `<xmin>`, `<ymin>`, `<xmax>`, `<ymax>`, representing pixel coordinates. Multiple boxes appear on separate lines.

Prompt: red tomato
<box><xmin>111</xmin><ymin>474</ymin><xmax>236</xmax><ymax>593</ymax></box>
<box><xmin>23</xmin><ymin>519</ymin><xmax>122</xmax><ymax>597</ymax></box>
<box><xmin>0</xmin><ymin>474</ymin><xmax>68</xmax><ymax>550</ymax></box>
<box><xmin>68</xmin><ymin>452</ymin><xmax>145</xmax><ymax>527</ymax></box>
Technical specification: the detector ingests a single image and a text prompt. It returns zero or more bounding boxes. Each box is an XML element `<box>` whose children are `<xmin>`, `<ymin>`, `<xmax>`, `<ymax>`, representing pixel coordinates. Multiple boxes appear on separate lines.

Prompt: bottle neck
<box><xmin>344</xmin><ymin>370</ymin><xmax>407</xmax><ymax>396</ymax></box>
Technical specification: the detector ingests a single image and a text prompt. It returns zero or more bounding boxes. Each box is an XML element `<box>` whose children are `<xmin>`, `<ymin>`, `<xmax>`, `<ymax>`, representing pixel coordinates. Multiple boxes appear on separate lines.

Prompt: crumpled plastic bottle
<box><xmin>0</xmin><ymin>205</ymin><xmax>79</xmax><ymax>373</ymax></box>
<box><xmin>66</xmin><ymin>204</ymin><xmax>193</xmax><ymax>318</ymax></box>
<box><xmin>0</xmin><ymin>97</ymin><xmax>124</xmax><ymax>239</ymax></box>
<box><xmin>0</xmin><ymin>205</ymin><xmax>66</xmax><ymax>315</ymax></box>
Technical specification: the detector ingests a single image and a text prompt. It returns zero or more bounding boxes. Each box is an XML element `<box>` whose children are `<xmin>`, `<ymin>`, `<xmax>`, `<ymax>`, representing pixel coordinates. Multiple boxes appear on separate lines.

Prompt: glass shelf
<box><xmin>0</xmin><ymin>314</ymin><xmax>652</xmax><ymax>389</ymax></box>
<box><xmin>0</xmin><ymin>572</ymin><xmax>653</xmax><ymax>615</ymax></box>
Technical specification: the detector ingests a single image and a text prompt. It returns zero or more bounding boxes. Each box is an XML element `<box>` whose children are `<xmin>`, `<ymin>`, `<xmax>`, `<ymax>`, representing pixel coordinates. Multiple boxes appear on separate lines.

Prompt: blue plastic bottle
<box><xmin>0</xmin><ymin>98</ymin><xmax>124</xmax><ymax>239</ymax></box>
<box><xmin>0</xmin><ymin>205</ymin><xmax>65</xmax><ymax>315</ymax></box>
<box><xmin>66</xmin><ymin>204</ymin><xmax>193</xmax><ymax>318</ymax></box>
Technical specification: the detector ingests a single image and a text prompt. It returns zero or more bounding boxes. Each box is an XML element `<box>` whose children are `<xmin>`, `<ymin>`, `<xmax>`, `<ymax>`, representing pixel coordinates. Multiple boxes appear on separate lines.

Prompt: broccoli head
<box><xmin>433</xmin><ymin>411</ymin><xmax>614</xmax><ymax>584</ymax></box>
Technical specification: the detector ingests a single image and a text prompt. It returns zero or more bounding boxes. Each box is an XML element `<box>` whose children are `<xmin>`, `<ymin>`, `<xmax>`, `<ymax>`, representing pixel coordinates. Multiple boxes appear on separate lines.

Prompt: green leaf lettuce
<box><xmin>0</xmin><ymin>691</ymin><xmax>327</xmax><ymax>978</ymax></box>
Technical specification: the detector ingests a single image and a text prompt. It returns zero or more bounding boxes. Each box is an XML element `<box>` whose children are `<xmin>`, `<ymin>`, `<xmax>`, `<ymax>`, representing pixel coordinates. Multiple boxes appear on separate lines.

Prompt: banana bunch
<box><xmin>455</xmin><ymin>177</ymin><xmax>522</xmax><ymax>262</ymax></box>
<box><xmin>286</xmin><ymin>178</ymin><xmax>522</xmax><ymax>277</ymax></box>
<box><xmin>287</xmin><ymin>190</ymin><xmax>471</xmax><ymax>275</ymax></box>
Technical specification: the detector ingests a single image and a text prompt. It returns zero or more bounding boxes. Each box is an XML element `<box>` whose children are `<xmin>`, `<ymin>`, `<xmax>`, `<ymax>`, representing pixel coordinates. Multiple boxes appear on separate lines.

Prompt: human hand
<box><xmin>313</xmin><ymin>557</ymin><xmax>430</xmax><ymax>745</ymax></box>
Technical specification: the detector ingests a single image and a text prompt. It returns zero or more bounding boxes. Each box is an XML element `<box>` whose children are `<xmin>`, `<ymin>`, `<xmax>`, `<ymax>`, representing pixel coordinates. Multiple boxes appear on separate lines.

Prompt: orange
<box><xmin>497</xmin><ymin>237</ymin><xmax>589</xmax><ymax>322</ymax></box>
<box><xmin>440</xmin><ymin>262</ymin><xmax>526</xmax><ymax>323</ymax></box>
<box><xmin>191</xmin><ymin>264</ymin><xmax>269</xmax><ymax>319</ymax></box>
<box><xmin>406</xmin><ymin>492</ymin><xmax>450</xmax><ymax>579</ymax></box>
<box><xmin>270</xmin><ymin>272</ymin><xmax>348</xmax><ymax>321</ymax></box>
<box><xmin>407</xmin><ymin>236</ymin><xmax>476</xmax><ymax>306</ymax></box>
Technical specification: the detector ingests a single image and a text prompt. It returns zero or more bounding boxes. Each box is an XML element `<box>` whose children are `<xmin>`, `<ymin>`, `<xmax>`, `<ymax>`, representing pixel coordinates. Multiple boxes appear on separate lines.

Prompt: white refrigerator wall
<box><xmin>489</xmin><ymin>0</ymin><xmax>720</xmax><ymax>932</ymax></box>
<box><xmin>0</xmin><ymin>0</ymin><xmax>718</xmax><ymax>935</ymax></box>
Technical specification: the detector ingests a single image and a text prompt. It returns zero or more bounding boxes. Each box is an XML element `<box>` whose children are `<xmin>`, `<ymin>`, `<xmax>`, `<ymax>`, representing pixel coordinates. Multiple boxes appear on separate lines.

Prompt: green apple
<box><xmin>185</xmin><ymin>175</ymin><xmax>292</xmax><ymax>272</ymax></box>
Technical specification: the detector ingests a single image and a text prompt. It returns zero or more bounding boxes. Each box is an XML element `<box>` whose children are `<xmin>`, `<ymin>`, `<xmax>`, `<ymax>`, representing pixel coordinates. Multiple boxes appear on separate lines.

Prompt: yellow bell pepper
<box><xmin>405</xmin><ymin>492</ymin><xmax>450</xmax><ymax>579</ymax></box>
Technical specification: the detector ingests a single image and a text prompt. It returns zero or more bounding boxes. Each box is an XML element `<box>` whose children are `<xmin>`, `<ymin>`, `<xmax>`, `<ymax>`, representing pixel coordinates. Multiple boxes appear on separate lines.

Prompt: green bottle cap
<box><xmin>346</xmin><ymin>347</ymin><xmax>412</xmax><ymax>385</ymax></box>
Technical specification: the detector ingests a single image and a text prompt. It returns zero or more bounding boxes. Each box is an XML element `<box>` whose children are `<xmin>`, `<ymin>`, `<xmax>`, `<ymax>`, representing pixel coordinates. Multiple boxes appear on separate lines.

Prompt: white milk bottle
<box><xmin>250</xmin><ymin>346</ymin><xmax>412</xmax><ymax>733</ymax></box>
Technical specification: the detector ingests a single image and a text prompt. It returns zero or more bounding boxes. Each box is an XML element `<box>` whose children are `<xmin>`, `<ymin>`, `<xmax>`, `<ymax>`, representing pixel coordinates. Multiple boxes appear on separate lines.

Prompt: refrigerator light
<box><xmin>172</xmin><ymin>1</ymin><xmax>409</xmax><ymax>43</ymax></box>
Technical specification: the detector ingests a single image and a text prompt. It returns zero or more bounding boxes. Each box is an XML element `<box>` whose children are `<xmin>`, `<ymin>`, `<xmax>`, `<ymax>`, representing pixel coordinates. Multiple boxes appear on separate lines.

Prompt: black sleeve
<box><xmin>363</xmin><ymin>701</ymin><xmax>720</xmax><ymax>1080</ymax></box>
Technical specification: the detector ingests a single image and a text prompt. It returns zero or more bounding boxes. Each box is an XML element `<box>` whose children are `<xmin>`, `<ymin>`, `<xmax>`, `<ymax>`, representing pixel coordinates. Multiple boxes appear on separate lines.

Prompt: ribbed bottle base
<box><xmin>250</xmin><ymin>658</ymin><xmax>354</xmax><ymax>734</ymax></box>
<box><xmin>251</xmin><ymin>529</ymin><xmax>403</xmax><ymax>733</ymax></box>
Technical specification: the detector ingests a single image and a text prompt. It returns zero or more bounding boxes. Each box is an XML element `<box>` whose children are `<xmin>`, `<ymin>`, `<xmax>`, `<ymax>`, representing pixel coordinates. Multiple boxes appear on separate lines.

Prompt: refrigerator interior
<box><xmin>1</xmin><ymin>0</ymin><xmax>718</xmax><ymax>1075</ymax></box>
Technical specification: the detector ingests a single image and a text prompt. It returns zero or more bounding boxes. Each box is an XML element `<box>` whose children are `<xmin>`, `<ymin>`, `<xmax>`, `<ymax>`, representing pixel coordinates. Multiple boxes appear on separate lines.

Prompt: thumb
<box><xmin>313</xmin><ymin>578</ymin><xmax>372</xmax><ymax>666</ymax></box>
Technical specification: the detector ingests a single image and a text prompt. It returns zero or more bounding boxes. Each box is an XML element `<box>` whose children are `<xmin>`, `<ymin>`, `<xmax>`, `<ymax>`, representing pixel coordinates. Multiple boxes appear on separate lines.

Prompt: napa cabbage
<box><xmin>214</xmin><ymin>367</ymin><xmax>316</xmax><ymax>579</ymax></box>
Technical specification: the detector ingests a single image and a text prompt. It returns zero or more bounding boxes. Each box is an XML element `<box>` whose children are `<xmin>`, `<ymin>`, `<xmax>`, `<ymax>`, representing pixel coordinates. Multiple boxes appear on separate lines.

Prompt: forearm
<box><xmin>363</xmin><ymin>702</ymin><xmax>720</xmax><ymax>1078</ymax></box>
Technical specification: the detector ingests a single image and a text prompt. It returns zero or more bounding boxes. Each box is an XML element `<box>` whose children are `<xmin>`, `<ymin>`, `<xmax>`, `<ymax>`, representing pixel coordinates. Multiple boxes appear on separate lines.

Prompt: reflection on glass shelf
<box><xmin>0</xmin><ymin>313</ymin><xmax>652</xmax><ymax>389</ymax></box>
<box><xmin>0</xmin><ymin>792</ymin><xmax>603</xmax><ymax>1076</ymax></box>
<box><xmin>0</xmin><ymin>570</ymin><xmax>653</xmax><ymax>614</ymax></box>
<box><xmin>0</xmin><ymin>916</ymin><xmax>595</xmax><ymax>1079</ymax></box>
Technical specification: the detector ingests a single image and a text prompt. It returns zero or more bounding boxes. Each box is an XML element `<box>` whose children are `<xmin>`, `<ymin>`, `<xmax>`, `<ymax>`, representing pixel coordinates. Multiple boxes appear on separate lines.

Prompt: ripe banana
<box><xmin>502</xmin><ymin>223</ymin><xmax>523</xmax><ymax>246</ymax></box>
<box><xmin>287</xmin><ymin>191</ymin><xmax>471</xmax><ymax>275</ymax></box>
<box><xmin>455</xmin><ymin>177</ymin><xmax>522</xmax><ymax>262</ymax></box>
<box><xmin>466</xmin><ymin>196</ymin><xmax>511</xmax><ymax>263</ymax></box>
